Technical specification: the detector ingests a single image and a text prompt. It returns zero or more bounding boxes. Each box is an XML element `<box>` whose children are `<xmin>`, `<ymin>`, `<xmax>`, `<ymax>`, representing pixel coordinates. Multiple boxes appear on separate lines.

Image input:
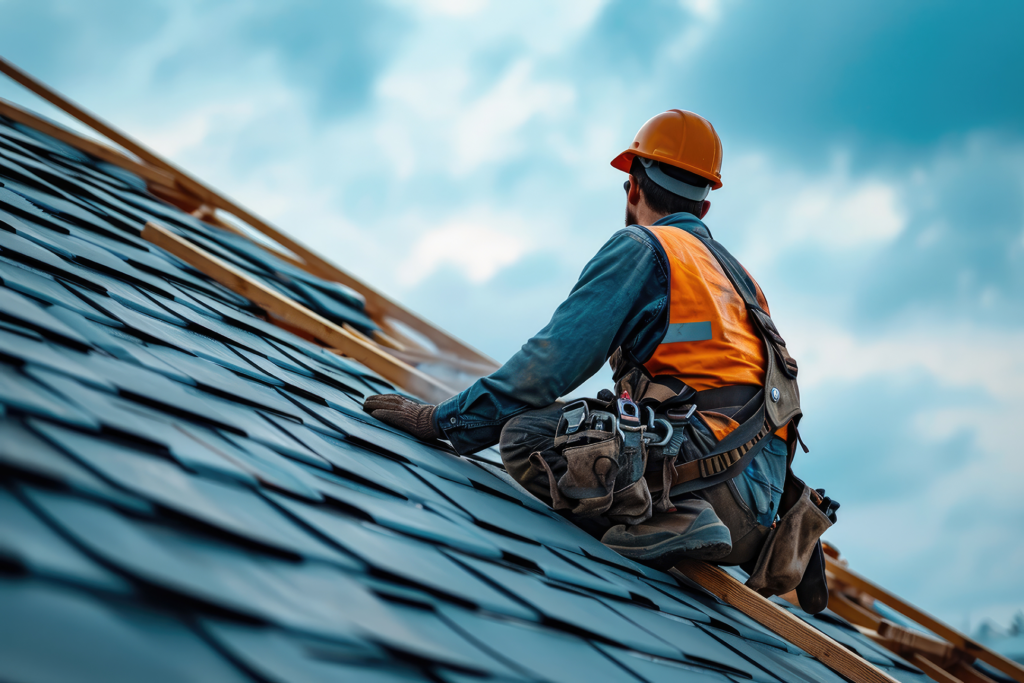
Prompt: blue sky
<box><xmin>2</xmin><ymin>0</ymin><xmax>1022</xmax><ymax>629</ymax></box>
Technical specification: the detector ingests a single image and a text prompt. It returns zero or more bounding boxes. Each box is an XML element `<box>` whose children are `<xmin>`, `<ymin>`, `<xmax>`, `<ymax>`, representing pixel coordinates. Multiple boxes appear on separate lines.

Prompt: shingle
<box><xmin>24</xmin><ymin>487</ymin><xmax>487</xmax><ymax>662</ymax></box>
<box><xmin>583</xmin><ymin>566</ymin><xmax>712</xmax><ymax>621</ymax></box>
<box><xmin>0</xmin><ymin>327</ymin><xmax>113</xmax><ymax>388</ymax></box>
<box><xmin>71</xmin><ymin>352</ymin><xmax>259</xmax><ymax>431</ymax></box>
<box><xmin>0</xmin><ymin>362</ymin><xmax>99</xmax><ymax>427</ymax></box>
<box><xmin>42</xmin><ymin>305</ymin><xmax>136</xmax><ymax>356</ymax></box>
<box><xmin>597</xmin><ymin>598</ymin><xmax>771</xmax><ymax>679</ymax></box>
<box><xmin>201</xmin><ymin>620</ymin><xmax>429</xmax><ymax>683</ymax></box>
<box><xmin>267</xmin><ymin>493</ymin><xmax>535</xmax><ymax>620</ymax></box>
<box><xmin>29</xmin><ymin>420</ymin><xmax>356</xmax><ymax>566</ymax></box>
<box><xmin>449</xmin><ymin>554</ymin><xmax>683</xmax><ymax>660</ymax></box>
<box><xmin>437</xmin><ymin>604</ymin><xmax>642</xmax><ymax>683</ymax></box>
<box><xmin>594</xmin><ymin>644</ymin><xmax>735</xmax><ymax>683</ymax></box>
<box><xmin>0</xmin><ymin>486</ymin><xmax>132</xmax><ymax>593</ymax></box>
<box><xmin>0</xmin><ymin>218</ymin><xmax>73</xmax><ymax>269</ymax></box>
<box><xmin>261</xmin><ymin>413</ymin><xmax>420</xmax><ymax>485</ymax></box>
<box><xmin>733</xmin><ymin>639</ymin><xmax>848</xmax><ymax>683</ymax></box>
<box><xmin>0</xmin><ymin>418</ymin><xmax>150</xmax><ymax>512</ymax></box>
<box><xmin>0</xmin><ymin>255</ymin><xmax>111</xmax><ymax>321</ymax></box>
<box><xmin>0</xmin><ymin>285</ymin><xmax>90</xmax><ymax>347</ymax></box>
<box><xmin>482</xmin><ymin>534</ymin><xmax>634</xmax><ymax>599</ymax></box>
<box><xmin>425</xmin><ymin>475</ymin><xmax>598</xmax><ymax>552</ymax></box>
<box><xmin>219</xmin><ymin>432</ymin><xmax>326</xmax><ymax>501</ymax></box>
<box><xmin>11</xmin><ymin>217</ymin><xmax>178</xmax><ymax>297</ymax></box>
<box><xmin>140</xmin><ymin>344</ymin><xmax>302</xmax><ymax>416</ymax></box>
<box><xmin>256</xmin><ymin>359</ymin><xmax>368</xmax><ymax>404</ymax></box>
<box><xmin>288</xmin><ymin>472</ymin><xmax>502</xmax><ymax>558</ymax></box>
<box><xmin>468</xmin><ymin>459</ymin><xmax>552</xmax><ymax>512</ymax></box>
<box><xmin>73</xmin><ymin>269</ymin><xmax>185</xmax><ymax>323</ymax></box>
<box><xmin>210</xmin><ymin>403</ymin><xmax>328</xmax><ymax>465</ymax></box>
<box><xmin>681</xmin><ymin>587</ymin><xmax>796</xmax><ymax>651</ymax></box>
<box><xmin>0</xmin><ymin>578</ymin><xmax>252</xmax><ymax>683</ymax></box>
<box><xmin>375</xmin><ymin>601</ymin><xmax>531</xmax><ymax>678</ymax></box>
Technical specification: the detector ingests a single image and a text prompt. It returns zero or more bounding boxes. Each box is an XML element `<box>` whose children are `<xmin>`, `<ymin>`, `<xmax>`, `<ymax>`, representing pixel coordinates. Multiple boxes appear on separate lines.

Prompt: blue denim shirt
<box><xmin>436</xmin><ymin>212</ymin><xmax>709</xmax><ymax>454</ymax></box>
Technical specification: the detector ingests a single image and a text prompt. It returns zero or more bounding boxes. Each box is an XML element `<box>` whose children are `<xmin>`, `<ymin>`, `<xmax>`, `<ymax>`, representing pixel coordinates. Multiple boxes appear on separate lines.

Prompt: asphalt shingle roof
<box><xmin>0</xmin><ymin>111</ymin><xmax>940</xmax><ymax>683</ymax></box>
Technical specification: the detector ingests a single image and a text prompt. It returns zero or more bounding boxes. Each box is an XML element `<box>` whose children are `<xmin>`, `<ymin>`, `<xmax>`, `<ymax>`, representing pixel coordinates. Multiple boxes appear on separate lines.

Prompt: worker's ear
<box><xmin>627</xmin><ymin>175</ymin><xmax>642</xmax><ymax>206</ymax></box>
<box><xmin>699</xmin><ymin>200</ymin><xmax>711</xmax><ymax>219</ymax></box>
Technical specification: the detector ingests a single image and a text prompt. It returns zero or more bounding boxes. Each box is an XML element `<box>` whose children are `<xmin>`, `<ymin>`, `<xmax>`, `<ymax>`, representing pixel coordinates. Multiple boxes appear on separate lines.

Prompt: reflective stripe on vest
<box><xmin>643</xmin><ymin>225</ymin><xmax>769</xmax><ymax>394</ymax></box>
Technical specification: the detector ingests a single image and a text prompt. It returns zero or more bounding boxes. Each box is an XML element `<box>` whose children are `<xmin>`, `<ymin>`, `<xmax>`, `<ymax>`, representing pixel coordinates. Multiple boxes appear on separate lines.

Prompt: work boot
<box><xmin>600</xmin><ymin>498</ymin><xmax>732</xmax><ymax>570</ymax></box>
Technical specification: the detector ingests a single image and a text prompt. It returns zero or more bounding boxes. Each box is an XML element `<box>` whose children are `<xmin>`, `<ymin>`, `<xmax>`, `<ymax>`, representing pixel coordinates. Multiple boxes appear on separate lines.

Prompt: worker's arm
<box><xmin>434</xmin><ymin>226</ymin><xmax>669</xmax><ymax>454</ymax></box>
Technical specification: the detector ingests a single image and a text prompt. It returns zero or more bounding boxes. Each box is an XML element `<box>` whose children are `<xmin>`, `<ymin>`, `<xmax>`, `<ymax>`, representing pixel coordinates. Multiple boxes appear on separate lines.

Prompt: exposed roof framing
<box><xmin>0</xmin><ymin>56</ymin><xmax>499</xmax><ymax>400</ymax></box>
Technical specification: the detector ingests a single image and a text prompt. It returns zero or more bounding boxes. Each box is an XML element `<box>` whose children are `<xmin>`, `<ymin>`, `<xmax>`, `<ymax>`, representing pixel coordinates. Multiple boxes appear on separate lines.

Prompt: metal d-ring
<box><xmin>644</xmin><ymin>406</ymin><xmax>674</xmax><ymax>447</ymax></box>
<box><xmin>648</xmin><ymin>418</ymin><xmax>673</xmax><ymax>447</ymax></box>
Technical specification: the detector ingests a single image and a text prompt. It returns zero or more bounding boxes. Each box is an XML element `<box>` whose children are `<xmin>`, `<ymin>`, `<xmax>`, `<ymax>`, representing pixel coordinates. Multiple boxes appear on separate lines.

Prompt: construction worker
<box><xmin>366</xmin><ymin>110</ymin><xmax>835</xmax><ymax>607</ymax></box>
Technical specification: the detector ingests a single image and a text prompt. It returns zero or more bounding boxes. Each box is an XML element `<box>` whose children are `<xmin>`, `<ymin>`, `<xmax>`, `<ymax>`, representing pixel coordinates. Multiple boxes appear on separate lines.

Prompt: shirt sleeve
<box><xmin>435</xmin><ymin>226</ymin><xmax>670</xmax><ymax>454</ymax></box>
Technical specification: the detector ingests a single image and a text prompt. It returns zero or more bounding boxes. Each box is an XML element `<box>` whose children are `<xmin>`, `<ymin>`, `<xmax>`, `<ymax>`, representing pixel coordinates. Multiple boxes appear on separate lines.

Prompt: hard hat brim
<box><xmin>610</xmin><ymin>150</ymin><xmax>723</xmax><ymax>190</ymax></box>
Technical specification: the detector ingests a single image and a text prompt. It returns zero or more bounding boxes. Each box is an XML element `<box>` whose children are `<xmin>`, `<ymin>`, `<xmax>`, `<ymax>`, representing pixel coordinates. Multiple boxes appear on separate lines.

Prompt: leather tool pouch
<box><xmin>743</xmin><ymin>473</ymin><xmax>832</xmax><ymax>598</ymax></box>
<box><xmin>543</xmin><ymin>403</ymin><xmax>653</xmax><ymax>524</ymax></box>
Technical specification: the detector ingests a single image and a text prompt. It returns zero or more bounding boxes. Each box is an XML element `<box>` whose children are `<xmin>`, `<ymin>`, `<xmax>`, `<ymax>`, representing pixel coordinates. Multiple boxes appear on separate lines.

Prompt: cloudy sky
<box><xmin>2</xmin><ymin>0</ymin><xmax>1022</xmax><ymax>629</ymax></box>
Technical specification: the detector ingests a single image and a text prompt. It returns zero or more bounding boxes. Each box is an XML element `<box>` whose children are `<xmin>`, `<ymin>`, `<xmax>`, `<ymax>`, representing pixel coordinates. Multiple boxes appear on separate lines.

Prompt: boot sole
<box><xmin>603</xmin><ymin>523</ymin><xmax>733</xmax><ymax>570</ymax></box>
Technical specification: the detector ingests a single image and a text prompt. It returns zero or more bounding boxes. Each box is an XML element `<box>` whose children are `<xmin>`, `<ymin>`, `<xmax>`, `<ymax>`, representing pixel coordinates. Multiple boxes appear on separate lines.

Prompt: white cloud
<box><xmin>397</xmin><ymin>210</ymin><xmax>536</xmax><ymax>285</ymax></box>
<box><xmin>718</xmin><ymin>153</ymin><xmax>907</xmax><ymax>270</ymax></box>
<box><xmin>789</xmin><ymin>321</ymin><xmax>1024</xmax><ymax>400</ymax></box>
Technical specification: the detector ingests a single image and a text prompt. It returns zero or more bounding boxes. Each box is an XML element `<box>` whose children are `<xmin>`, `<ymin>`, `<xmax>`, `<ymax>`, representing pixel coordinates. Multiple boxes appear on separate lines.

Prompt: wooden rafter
<box><xmin>673</xmin><ymin>560</ymin><xmax>901</xmax><ymax>683</ymax></box>
<box><xmin>0</xmin><ymin>97</ymin><xmax>177</xmax><ymax>190</ymax></box>
<box><xmin>142</xmin><ymin>222</ymin><xmax>456</xmax><ymax>403</ymax></box>
<box><xmin>0</xmin><ymin>55</ymin><xmax>499</xmax><ymax>376</ymax></box>
<box><xmin>824</xmin><ymin>547</ymin><xmax>1024</xmax><ymax>683</ymax></box>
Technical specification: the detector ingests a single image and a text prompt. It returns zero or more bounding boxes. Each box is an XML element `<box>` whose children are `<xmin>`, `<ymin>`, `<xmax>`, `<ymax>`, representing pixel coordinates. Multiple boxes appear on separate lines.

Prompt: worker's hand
<box><xmin>363</xmin><ymin>394</ymin><xmax>439</xmax><ymax>441</ymax></box>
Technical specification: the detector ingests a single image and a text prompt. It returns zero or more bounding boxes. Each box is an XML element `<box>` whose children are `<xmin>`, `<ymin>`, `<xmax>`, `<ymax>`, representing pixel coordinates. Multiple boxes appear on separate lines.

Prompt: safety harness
<box><xmin>627</xmin><ymin>225</ymin><xmax>804</xmax><ymax>497</ymax></box>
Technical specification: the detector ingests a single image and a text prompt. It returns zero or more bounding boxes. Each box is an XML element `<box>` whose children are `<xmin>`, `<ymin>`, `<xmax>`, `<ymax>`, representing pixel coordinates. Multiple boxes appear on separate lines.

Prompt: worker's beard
<box><xmin>625</xmin><ymin>204</ymin><xmax>637</xmax><ymax>227</ymax></box>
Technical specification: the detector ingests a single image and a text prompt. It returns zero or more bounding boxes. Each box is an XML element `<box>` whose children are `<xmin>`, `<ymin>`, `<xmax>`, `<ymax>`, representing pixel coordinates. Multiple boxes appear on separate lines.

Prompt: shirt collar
<box><xmin>651</xmin><ymin>212</ymin><xmax>711</xmax><ymax>238</ymax></box>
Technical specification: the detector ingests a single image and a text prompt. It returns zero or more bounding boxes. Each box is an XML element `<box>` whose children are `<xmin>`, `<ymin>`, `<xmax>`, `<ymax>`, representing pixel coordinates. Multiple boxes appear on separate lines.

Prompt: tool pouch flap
<box><xmin>744</xmin><ymin>482</ymin><xmax>832</xmax><ymax>597</ymax></box>
<box><xmin>762</xmin><ymin>331</ymin><xmax>802</xmax><ymax>430</ymax></box>
<box><xmin>556</xmin><ymin>436</ymin><xmax>621</xmax><ymax>518</ymax></box>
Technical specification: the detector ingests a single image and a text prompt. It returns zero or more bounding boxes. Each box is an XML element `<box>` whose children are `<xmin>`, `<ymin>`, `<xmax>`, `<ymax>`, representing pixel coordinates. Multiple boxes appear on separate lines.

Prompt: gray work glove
<box><xmin>363</xmin><ymin>394</ymin><xmax>439</xmax><ymax>441</ymax></box>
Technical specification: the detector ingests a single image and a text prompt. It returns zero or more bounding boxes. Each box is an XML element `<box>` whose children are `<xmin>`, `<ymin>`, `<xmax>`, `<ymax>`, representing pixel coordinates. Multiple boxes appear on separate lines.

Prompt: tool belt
<box><xmin>546</xmin><ymin>395</ymin><xmax>655</xmax><ymax>525</ymax></box>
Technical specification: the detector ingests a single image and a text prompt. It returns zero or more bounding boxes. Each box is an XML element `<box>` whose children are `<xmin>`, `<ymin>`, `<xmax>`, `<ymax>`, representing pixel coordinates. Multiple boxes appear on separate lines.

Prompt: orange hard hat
<box><xmin>611</xmin><ymin>109</ymin><xmax>723</xmax><ymax>190</ymax></box>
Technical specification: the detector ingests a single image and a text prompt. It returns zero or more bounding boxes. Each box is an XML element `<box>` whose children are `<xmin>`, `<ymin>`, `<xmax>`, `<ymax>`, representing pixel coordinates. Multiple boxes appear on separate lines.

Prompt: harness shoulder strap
<box><xmin>643</xmin><ymin>224</ymin><xmax>803</xmax><ymax>495</ymax></box>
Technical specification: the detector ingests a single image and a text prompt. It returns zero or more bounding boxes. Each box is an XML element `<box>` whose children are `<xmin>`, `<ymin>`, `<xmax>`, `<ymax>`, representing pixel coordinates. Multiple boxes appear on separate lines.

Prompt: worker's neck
<box><xmin>629</xmin><ymin>203</ymin><xmax>670</xmax><ymax>227</ymax></box>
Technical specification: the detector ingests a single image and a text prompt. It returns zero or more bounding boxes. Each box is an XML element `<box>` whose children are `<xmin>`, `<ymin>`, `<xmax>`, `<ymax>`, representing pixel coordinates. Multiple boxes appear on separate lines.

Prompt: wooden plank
<box><xmin>877</xmin><ymin>620</ymin><xmax>956</xmax><ymax>662</ymax></box>
<box><xmin>0</xmin><ymin>56</ymin><xmax>498</xmax><ymax>371</ymax></box>
<box><xmin>826</xmin><ymin>559</ymin><xmax>1024</xmax><ymax>683</ymax></box>
<box><xmin>673</xmin><ymin>560</ymin><xmax>901</xmax><ymax>683</ymax></box>
<box><xmin>950</xmin><ymin>661</ymin><xmax>1000</xmax><ymax>683</ymax></box>
<box><xmin>141</xmin><ymin>221</ymin><xmax>456</xmax><ymax>404</ymax></box>
<box><xmin>830</xmin><ymin>592</ymin><xmax>885</xmax><ymax>629</ymax></box>
<box><xmin>0</xmin><ymin>97</ymin><xmax>177</xmax><ymax>189</ymax></box>
<box><xmin>911</xmin><ymin>654</ymin><xmax>964</xmax><ymax>683</ymax></box>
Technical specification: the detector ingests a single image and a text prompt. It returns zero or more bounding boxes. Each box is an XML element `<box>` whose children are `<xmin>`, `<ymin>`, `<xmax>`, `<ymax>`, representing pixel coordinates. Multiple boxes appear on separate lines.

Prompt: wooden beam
<box><xmin>911</xmin><ymin>655</ymin><xmax>964</xmax><ymax>683</ymax></box>
<box><xmin>826</xmin><ymin>559</ymin><xmax>1024</xmax><ymax>683</ymax></box>
<box><xmin>0</xmin><ymin>56</ymin><xmax>499</xmax><ymax>372</ymax></box>
<box><xmin>877</xmin><ymin>620</ymin><xmax>956</xmax><ymax>663</ymax></box>
<box><xmin>673</xmin><ymin>560</ymin><xmax>901</xmax><ymax>683</ymax></box>
<box><xmin>829</xmin><ymin>592</ymin><xmax>884</xmax><ymax>629</ymax></box>
<box><xmin>0</xmin><ymin>97</ymin><xmax>177</xmax><ymax>189</ymax></box>
<box><xmin>142</xmin><ymin>221</ymin><xmax>456</xmax><ymax>404</ymax></box>
<box><xmin>950</xmin><ymin>660</ymin><xmax>1000</xmax><ymax>683</ymax></box>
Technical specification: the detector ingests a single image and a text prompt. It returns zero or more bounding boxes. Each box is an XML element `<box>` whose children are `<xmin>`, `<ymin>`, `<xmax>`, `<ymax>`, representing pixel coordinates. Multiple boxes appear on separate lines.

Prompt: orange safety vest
<box><xmin>642</xmin><ymin>225</ymin><xmax>787</xmax><ymax>442</ymax></box>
